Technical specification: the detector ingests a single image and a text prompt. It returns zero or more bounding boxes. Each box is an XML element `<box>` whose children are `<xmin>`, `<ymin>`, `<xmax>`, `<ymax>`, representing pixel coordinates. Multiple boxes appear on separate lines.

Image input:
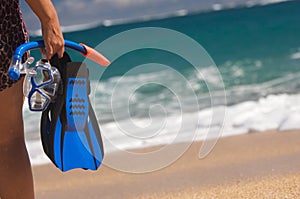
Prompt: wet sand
<box><xmin>33</xmin><ymin>130</ymin><xmax>300</xmax><ymax>199</ymax></box>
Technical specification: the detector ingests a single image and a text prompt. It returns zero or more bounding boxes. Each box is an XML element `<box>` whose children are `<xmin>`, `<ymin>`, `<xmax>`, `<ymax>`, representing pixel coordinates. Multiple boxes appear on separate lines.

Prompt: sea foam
<box><xmin>25</xmin><ymin>93</ymin><xmax>300</xmax><ymax>166</ymax></box>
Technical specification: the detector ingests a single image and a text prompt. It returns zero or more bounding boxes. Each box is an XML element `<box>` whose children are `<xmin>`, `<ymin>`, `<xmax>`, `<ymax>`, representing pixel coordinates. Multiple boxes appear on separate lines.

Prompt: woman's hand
<box><xmin>41</xmin><ymin>18</ymin><xmax>64</xmax><ymax>59</ymax></box>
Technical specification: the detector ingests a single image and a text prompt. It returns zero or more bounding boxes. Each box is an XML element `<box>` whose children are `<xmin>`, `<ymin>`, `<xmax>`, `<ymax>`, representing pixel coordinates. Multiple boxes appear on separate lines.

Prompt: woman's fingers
<box><xmin>45</xmin><ymin>43</ymin><xmax>53</xmax><ymax>59</ymax></box>
<box><xmin>57</xmin><ymin>43</ymin><xmax>65</xmax><ymax>58</ymax></box>
<box><xmin>44</xmin><ymin>38</ymin><xmax>64</xmax><ymax>59</ymax></box>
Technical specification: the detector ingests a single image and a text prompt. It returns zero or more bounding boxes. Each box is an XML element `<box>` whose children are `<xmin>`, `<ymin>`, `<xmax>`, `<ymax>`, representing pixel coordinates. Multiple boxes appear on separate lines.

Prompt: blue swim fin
<box><xmin>41</xmin><ymin>53</ymin><xmax>104</xmax><ymax>172</ymax></box>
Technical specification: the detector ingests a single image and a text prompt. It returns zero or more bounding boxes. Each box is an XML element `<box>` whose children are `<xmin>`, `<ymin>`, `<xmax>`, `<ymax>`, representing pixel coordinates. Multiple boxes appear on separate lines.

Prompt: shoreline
<box><xmin>32</xmin><ymin>130</ymin><xmax>300</xmax><ymax>198</ymax></box>
<box><xmin>26</xmin><ymin>93</ymin><xmax>300</xmax><ymax>167</ymax></box>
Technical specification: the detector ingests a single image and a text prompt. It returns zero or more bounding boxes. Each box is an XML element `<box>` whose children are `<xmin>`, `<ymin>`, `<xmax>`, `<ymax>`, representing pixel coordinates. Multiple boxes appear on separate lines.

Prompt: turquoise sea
<box><xmin>32</xmin><ymin>0</ymin><xmax>300</xmax><ymax>102</ymax></box>
<box><xmin>23</xmin><ymin>1</ymin><xmax>300</xmax><ymax>165</ymax></box>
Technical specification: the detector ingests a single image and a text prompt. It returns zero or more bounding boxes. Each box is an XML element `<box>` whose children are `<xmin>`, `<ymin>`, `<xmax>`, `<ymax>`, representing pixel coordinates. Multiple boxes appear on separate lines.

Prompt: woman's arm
<box><xmin>25</xmin><ymin>0</ymin><xmax>64</xmax><ymax>59</ymax></box>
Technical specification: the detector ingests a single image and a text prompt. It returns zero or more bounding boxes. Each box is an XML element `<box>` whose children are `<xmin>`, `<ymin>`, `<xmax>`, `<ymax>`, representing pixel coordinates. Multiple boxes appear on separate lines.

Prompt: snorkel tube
<box><xmin>8</xmin><ymin>40</ymin><xmax>110</xmax><ymax>80</ymax></box>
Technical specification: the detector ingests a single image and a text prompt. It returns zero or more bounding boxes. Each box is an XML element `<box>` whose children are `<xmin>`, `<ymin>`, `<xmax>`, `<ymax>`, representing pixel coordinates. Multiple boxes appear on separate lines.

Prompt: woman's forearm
<box><xmin>25</xmin><ymin>0</ymin><xmax>64</xmax><ymax>59</ymax></box>
<box><xmin>25</xmin><ymin>0</ymin><xmax>59</xmax><ymax>24</ymax></box>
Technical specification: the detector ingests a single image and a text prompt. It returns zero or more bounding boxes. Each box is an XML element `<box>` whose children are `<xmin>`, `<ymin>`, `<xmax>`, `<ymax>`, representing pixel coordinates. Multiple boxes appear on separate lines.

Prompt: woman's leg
<box><xmin>0</xmin><ymin>79</ymin><xmax>34</xmax><ymax>199</ymax></box>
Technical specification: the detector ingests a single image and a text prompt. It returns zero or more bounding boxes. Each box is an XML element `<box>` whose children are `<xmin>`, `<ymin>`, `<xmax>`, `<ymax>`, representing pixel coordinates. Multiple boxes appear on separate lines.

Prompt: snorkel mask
<box><xmin>23</xmin><ymin>58</ymin><xmax>61</xmax><ymax>111</ymax></box>
<box><xmin>8</xmin><ymin>40</ymin><xmax>110</xmax><ymax>111</ymax></box>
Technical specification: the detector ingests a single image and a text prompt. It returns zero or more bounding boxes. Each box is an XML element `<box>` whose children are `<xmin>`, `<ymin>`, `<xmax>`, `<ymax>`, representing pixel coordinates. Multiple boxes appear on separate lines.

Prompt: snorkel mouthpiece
<box><xmin>8</xmin><ymin>67</ymin><xmax>20</xmax><ymax>80</ymax></box>
<box><xmin>8</xmin><ymin>57</ymin><xmax>22</xmax><ymax>80</ymax></box>
<box><xmin>8</xmin><ymin>56</ymin><xmax>36</xmax><ymax>80</ymax></box>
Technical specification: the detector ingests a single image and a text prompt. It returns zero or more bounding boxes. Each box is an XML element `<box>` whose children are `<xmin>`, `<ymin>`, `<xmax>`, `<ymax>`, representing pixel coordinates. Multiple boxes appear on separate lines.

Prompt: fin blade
<box><xmin>62</xmin><ymin>131</ymin><xmax>97</xmax><ymax>171</ymax></box>
<box><xmin>88</xmin><ymin>119</ymin><xmax>103</xmax><ymax>167</ymax></box>
<box><xmin>53</xmin><ymin>117</ymin><xmax>63</xmax><ymax>169</ymax></box>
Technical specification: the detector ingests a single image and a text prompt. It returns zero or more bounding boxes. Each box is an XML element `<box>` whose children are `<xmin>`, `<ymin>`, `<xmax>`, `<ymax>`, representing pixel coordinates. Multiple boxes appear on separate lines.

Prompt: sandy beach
<box><xmin>33</xmin><ymin>130</ymin><xmax>300</xmax><ymax>199</ymax></box>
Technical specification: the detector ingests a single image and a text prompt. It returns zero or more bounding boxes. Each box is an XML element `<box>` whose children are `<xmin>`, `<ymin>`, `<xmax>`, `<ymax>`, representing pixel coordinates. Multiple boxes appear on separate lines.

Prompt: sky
<box><xmin>20</xmin><ymin>0</ymin><xmax>289</xmax><ymax>34</ymax></box>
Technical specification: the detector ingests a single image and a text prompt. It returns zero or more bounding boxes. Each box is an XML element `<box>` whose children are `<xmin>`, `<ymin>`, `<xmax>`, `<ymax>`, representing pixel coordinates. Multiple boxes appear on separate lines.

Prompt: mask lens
<box><xmin>33</xmin><ymin>67</ymin><xmax>52</xmax><ymax>86</ymax></box>
<box><xmin>29</xmin><ymin>91</ymin><xmax>50</xmax><ymax>111</ymax></box>
<box><xmin>41</xmin><ymin>83</ymin><xmax>57</xmax><ymax>97</ymax></box>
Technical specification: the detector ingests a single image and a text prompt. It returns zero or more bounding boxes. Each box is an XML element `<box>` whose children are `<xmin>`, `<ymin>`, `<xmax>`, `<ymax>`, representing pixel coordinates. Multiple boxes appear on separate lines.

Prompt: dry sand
<box><xmin>33</xmin><ymin>130</ymin><xmax>300</xmax><ymax>199</ymax></box>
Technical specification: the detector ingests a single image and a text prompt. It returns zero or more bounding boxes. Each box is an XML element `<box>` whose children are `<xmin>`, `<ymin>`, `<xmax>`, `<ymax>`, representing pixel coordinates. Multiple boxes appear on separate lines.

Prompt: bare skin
<box><xmin>0</xmin><ymin>79</ymin><xmax>34</xmax><ymax>199</ymax></box>
<box><xmin>26</xmin><ymin>0</ymin><xmax>65</xmax><ymax>59</ymax></box>
<box><xmin>0</xmin><ymin>0</ymin><xmax>64</xmax><ymax>198</ymax></box>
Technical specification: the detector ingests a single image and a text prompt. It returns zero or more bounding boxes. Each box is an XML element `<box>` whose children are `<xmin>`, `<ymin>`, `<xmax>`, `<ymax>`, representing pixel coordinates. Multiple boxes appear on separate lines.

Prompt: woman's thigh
<box><xmin>0</xmin><ymin>78</ymin><xmax>34</xmax><ymax>199</ymax></box>
<box><xmin>0</xmin><ymin>78</ymin><xmax>24</xmax><ymax>143</ymax></box>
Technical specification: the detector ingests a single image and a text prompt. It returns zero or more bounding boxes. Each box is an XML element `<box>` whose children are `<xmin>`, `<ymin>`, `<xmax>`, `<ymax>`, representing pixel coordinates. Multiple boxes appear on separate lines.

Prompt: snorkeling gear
<box><xmin>9</xmin><ymin>40</ymin><xmax>110</xmax><ymax>171</ymax></box>
<box><xmin>8</xmin><ymin>40</ymin><xmax>110</xmax><ymax>111</ymax></box>
<box><xmin>42</xmin><ymin>54</ymin><xmax>104</xmax><ymax>171</ymax></box>
<box><xmin>9</xmin><ymin>40</ymin><xmax>109</xmax><ymax>112</ymax></box>
<box><xmin>8</xmin><ymin>40</ymin><xmax>110</xmax><ymax>80</ymax></box>
<box><xmin>23</xmin><ymin>58</ymin><xmax>61</xmax><ymax>111</ymax></box>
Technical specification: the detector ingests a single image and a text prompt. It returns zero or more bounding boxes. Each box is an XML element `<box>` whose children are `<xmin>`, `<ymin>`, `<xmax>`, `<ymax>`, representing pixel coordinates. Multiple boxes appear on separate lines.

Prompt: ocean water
<box><xmin>23</xmin><ymin>1</ymin><xmax>300</xmax><ymax>165</ymax></box>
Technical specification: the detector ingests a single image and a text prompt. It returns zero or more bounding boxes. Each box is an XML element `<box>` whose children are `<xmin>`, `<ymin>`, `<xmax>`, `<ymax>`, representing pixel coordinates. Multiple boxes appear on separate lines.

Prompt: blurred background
<box><xmin>20</xmin><ymin>0</ymin><xmax>300</xmax><ymax>165</ymax></box>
